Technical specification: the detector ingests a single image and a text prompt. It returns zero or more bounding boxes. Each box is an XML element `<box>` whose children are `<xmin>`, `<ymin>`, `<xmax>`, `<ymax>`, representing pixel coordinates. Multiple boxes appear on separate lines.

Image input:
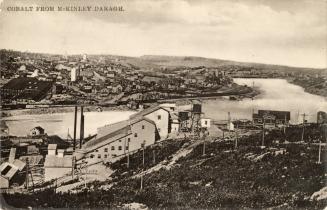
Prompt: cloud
<box><xmin>0</xmin><ymin>0</ymin><xmax>326</xmax><ymax>68</ymax></box>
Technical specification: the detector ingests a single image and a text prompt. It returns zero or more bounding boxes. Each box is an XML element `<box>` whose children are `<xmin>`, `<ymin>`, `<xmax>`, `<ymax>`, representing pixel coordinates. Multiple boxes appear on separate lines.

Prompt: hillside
<box><xmin>3</xmin><ymin>125</ymin><xmax>326</xmax><ymax>209</ymax></box>
<box><xmin>133</xmin><ymin>55</ymin><xmax>326</xmax><ymax>73</ymax></box>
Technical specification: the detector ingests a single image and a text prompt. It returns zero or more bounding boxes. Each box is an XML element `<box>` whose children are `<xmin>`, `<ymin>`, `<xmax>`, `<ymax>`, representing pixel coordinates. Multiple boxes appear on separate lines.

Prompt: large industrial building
<box><xmin>83</xmin><ymin>117</ymin><xmax>157</xmax><ymax>164</ymax></box>
<box><xmin>0</xmin><ymin>77</ymin><xmax>53</xmax><ymax>103</ymax></box>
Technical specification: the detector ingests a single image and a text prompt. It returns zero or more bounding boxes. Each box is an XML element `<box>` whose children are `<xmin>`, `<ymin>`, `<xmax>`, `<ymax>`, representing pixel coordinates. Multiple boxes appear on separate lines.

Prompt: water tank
<box><xmin>192</xmin><ymin>104</ymin><xmax>202</xmax><ymax>113</ymax></box>
<box><xmin>179</xmin><ymin>111</ymin><xmax>189</xmax><ymax>121</ymax></box>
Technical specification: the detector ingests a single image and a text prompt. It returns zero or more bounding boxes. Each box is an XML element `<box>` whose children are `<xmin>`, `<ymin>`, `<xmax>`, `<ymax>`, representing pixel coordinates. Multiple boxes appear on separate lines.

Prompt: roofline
<box><xmin>131</xmin><ymin>117</ymin><xmax>156</xmax><ymax>126</ymax></box>
<box><xmin>130</xmin><ymin>106</ymin><xmax>170</xmax><ymax>119</ymax></box>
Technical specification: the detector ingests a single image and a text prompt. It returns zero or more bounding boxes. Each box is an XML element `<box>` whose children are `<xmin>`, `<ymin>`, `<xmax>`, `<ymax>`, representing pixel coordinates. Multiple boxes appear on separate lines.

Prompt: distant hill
<box><xmin>132</xmin><ymin>55</ymin><xmax>326</xmax><ymax>73</ymax></box>
<box><xmin>1</xmin><ymin>49</ymin><xmax>326</xmax><ymax>73</ymax></box>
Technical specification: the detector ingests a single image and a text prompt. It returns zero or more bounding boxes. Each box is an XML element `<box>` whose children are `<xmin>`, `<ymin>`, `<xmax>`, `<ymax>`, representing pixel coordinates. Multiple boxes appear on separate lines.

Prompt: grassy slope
<box><xmin>2</xmin><ymin>126</ymin><xmax>326</xmax><ymax>209</ymax></box>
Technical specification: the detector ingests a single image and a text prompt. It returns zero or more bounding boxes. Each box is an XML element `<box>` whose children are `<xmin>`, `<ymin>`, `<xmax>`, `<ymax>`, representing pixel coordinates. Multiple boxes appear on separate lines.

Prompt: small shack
<box><xmin>30</xmin><ymin>126</ymin><xmax>45</xmax><ymax>136</ymax></box>
<box><xmin>0</xmin><ymin>159</ymin><xmax>26</xmax><ymax>188</ymax></box>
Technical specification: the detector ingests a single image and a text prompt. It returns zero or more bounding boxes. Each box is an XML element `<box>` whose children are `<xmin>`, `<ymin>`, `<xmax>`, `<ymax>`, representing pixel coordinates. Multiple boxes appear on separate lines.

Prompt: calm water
<box><xmin>3</xmin><ymin>111</ymin><xmax>136</xmax><ymax>138</ymax></box>
<box><xmin>203</xmin><ymin>78</ymin><xmax>327</xmax><ymax>123</ymax></box>
<box><xmin>3</xmin><ymin>78</ymin><xmax>327</xmax><ymax>137</ymax></box>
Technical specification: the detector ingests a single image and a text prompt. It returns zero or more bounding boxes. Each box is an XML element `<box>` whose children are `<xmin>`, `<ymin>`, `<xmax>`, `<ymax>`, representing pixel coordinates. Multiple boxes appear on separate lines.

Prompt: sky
<box><xmin>0</xmin><ymin>0</ymin><xmax>326</xmax><ymax>68</ymax></box>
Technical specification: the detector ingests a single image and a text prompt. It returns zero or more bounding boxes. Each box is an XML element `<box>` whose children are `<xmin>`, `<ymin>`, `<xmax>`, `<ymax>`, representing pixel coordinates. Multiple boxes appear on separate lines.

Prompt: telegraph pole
<box><xmin>73</xmin><ymin>106</ymin><xmax>78</xmax><ymax>151</ymax></box>
<box><xmin>262</xmin><ymin>118</ymin><xmax>265</xmax><ymax>146</ymax></box>
<box><xmin>283</xmin><ymin>114</ymin><xmax>287</xmax><ymax>135</ymax></box>
<box><xmin>318</xmin><ymin>140</ymin><xmax>322</xmax><ymax>164</ymax></box>
<box><xmin>80</xmin><ymin>106</ymin><xmax>84</xmax><ymax>149</ymax></box>
<box><xmin>142</xmin><ymin>141</ymin><xmax>145</xmax><ymax>167</ymax></box>
<box><xmin>235</xmin><ymin>123</ymin><xmax>238</xmax><ymax>149</ymax></box>
<box><xmin>202</xmin><ymin>131</ymin><xmax>206</xmax><ymax>156</ymax></box>
<box><xmin>301</xmin><ymin>113</ymin><xmax>306</xmax><ymax>142</ymax></box>
<box><xmin>25</xmin><ymin>158</ymin><xmax>29</xmax><ymax>190</ymax></box>
<box><xmin>227</xmin><ymin>112</ymin><xmax>231</xmax><ymax>131</ymax></box>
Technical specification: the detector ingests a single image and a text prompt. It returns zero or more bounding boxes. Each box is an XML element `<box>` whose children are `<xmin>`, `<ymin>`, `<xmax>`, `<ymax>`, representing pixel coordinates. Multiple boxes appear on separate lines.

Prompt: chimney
<box><xmin>80</xmin><ymin>106</ymin><xmax>84</xmax><ymax>149</ymax></box>
<box><xmin>73</xmin><ymin>106</ymin><xmax>78</xmax><ymax>151</ymax></box>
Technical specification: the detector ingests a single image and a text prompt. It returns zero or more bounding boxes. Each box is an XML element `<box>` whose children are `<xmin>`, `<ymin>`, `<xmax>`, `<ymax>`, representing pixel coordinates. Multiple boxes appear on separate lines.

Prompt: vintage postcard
<box><xmin>0</xmin><ymin>0</ymin><xmax>326</xmax><ymax>209</ymax></box>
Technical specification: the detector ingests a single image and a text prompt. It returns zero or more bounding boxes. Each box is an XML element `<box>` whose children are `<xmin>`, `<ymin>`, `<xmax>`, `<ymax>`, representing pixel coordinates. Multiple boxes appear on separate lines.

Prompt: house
<box><xmin>253</xmin><ymin>110</ymin><xmax>290</xmax><ymax>128</ymax></box>
<box><xmin>0</xmin><ymin>159</ymin><xmax>26</xmax><ymax>188</ymax></box>
<box><xmin>30</xmin><ymin>126</ymin><xmax>45</xmax><ymax>136</ymax></box>
<box><xmin>112</xmin><ymin>84</ymin><xmax>123</xmax><ymax>94</ymax></box>
<box><xmin>129</xmin><ymin>106</ymin><xmax>171</xmax><ymax>139</ymax></box>
<box><xmin>201</xmin><ymin>118</ymin><xmax>211</xmax><ymax>128</ymax></box>
<box><xmin>84</xmin><ymin>117</ymin><xmax>157</xmax><ymax>164</ymax></box>
<box><xmin>44</xmin><ymin>145</ymin><xmax>73</xmax><ymax>181</ymax></box>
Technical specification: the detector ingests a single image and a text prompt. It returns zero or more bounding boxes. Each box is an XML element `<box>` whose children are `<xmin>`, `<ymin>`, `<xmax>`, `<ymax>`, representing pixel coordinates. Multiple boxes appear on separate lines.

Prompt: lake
<box><xmin>3</xmin><ymin>78</ymin><xmax>326</xmax><ymax>138</ymax></box>
<box><xmin>203</xmin><ymin>78</ymin><xmax>326</xmax><ymax>123</ymax></box>
<box><xmin>3</xmin><ymin>111</ymin><xmax>136</xmax><ymax>138</ymax></box>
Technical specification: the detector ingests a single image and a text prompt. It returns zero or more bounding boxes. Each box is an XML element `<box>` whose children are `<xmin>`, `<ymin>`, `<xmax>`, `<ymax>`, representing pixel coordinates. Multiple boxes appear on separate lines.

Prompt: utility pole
<box><xmin>318</xmin><ymin>140</ymin><xmax>322</xmax><ymax>164</ymax></box>
<box><xmin>235</xmin><ymin>123</ymin><xmax>238</xmax><ymax>149</ymax></box>
<box><xmin>227</xmin><ymin>112</ymin><xmax>231</xmax><ymax>131</ymax></box>
<box><xmin>55</xmin><ymin>178</ymin><xmax>57</xmax><ymax>194</ymax></box>
<box><xmin>202</xmin><ymin>131</ymin><xmax>206</xmax><ymax>156</ymax></box>
<box><xmin>262</xmin><ymin>118</ymin><xmax>265</xmax><ymax>147</ymax></box>
<box><xmin>25</xmin><ymin>158</ymin><xmax>29</xmax><ymax>190</ymax></box>
<box><xmin>73</xmin><ymin>106</ymin><xmax>78</xmax><ymax>151</ymax></box>
<box><xmin>142</xmin><ymin>141</ymin><xmax>145</xmax><ymax>167</ymax></box>
<box><xmin>301</xmin><ymin>113</ymin><xmax>306</xmax><ymax>142</ymax></box>
<box><xmin>283</xmin><ymin>114</ymin><xmax>287</xmax><ymax>135</ymax></box>
<box><xmin>80</xmin><ymin>106</ymin><xmax>84</xmax><ymax>149</ymax></box>
<box><xmin>84</xmin><ymin>169</ymin><xmax>87</xmax><ymax>188</ymax></box>
<box><xmin>29</xmin><ymin>170</ymin><xmax>35</xmax><ymax>193</ymax></box>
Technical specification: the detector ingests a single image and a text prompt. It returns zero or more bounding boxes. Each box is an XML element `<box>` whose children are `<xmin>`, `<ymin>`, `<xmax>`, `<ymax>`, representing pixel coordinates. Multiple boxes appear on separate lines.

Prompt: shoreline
<box><xmin>286</xmin><ymin>78</ymin><xmax>327</xmax><ymax>98</ymax></box>
<box><xmin>1</xmin><ymin>84</ymin><xmax>260</xmax><ymax>117</ymax></box>
<box><xmin>1</xmin><ymin>105</ymin><xmax>134</xmax><ymax>117</ymax></box>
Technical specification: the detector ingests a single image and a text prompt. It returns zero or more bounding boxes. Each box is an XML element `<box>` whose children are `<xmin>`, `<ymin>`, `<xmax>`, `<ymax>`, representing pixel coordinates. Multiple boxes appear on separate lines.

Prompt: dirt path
<box><xmin>134</xmin><ymin>139</ymin><xmax>204</xmax><ymax>178</ymax></box>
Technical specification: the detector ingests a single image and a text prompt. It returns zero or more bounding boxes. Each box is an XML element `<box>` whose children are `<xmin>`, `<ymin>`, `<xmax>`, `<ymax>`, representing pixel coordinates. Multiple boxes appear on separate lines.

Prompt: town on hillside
<box><xmin>1</xmin><ymin>50</ymin><xmax>326</xmax><ymax>111</ymax></box>
<box><xmin>0</xmin><ymin>49</ymin><xmax>327</xmax><ymax>210</ymax></box>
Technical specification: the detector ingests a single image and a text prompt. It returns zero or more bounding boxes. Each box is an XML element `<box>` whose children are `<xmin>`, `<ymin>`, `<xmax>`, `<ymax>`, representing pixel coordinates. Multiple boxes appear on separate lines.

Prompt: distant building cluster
<box><xmin>0</xmin><ymin>50</ymin><xmax>234</xmax><ymax>107</ymax></box>
<box><xmin>253</xmin><ymin>110</ymin><xmax>291</xmax><ymax>129</ymax></box>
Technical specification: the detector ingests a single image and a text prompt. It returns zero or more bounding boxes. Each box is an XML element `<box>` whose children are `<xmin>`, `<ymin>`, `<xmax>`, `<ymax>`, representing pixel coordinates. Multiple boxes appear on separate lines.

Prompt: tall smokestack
<box><xmin>73</xmin><ymin>106</ymin><xmax>78</xmax><ymax>151</ymax></box>
<box><xmin>80</xmin><ymin>106</ymin><xmax>84</xmax><ymax>149</ymax></box>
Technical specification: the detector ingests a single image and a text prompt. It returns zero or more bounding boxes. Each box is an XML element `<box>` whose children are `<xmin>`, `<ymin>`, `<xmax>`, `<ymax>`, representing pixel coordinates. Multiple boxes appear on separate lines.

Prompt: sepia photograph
<box><xmin>0</xmin><ymin>0</ymin><xmax>326</xmax><ymax>209</ymax></box>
